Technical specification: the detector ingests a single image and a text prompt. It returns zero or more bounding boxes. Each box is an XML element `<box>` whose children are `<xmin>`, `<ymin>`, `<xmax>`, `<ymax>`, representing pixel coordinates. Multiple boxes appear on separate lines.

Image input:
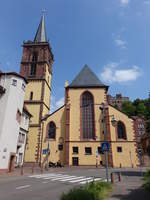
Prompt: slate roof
<box><xmin>34</xmin><ymin>13</ymin><xmax>47</xmax><ymax>43</ymax></box>
<box><xmin>68</xmin><ymin>64</ymin><xmax>108</xmax><ymax>89</ymax></box>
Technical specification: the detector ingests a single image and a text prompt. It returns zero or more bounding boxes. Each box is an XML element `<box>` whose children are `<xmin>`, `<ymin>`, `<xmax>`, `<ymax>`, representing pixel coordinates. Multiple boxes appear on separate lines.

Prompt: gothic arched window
<box><xmin>117</xmin><ymin>121</ymin><xmax>127</xmax><ymax>139</ymax></box>
<box><xmin>81</xmin><ymin>91</ymin><xmax>95</xmax><ymax>139</ymax></box>
<box><xmin>48</xmin><ymin>122</ymin><xmax>56</xmax><ymax>139</ymax></box>
<box><xmin>30</xmin><ymin>52</ymin><xmax>38</xmax><ymax>76</ymax></box>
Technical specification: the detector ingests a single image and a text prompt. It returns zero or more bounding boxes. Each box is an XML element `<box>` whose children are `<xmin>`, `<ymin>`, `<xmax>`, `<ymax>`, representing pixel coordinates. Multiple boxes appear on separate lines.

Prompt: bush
<box><xmin>143</xmin><ymin>170</ymin><xmax>150</xmax><ymax>191</ymax></box>
<box><xmin>61</xmin><ymin>187</ymin><xmax>95</xmax><ymax>200</ymax></box>
<box><xmin>85</xmin><ymin>182</ymin><xmax>112</xmax><ymax>200</ymax></box>
<box><xmin>61</xmin><ymin>181</ymin><xmax>112</xmax><ymax>200</ymax></box>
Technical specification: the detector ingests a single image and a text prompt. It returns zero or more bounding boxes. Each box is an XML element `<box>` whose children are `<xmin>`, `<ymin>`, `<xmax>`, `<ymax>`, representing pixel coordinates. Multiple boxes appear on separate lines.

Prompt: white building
<box><xmin>0</xmin><ymin>72</ymin><xmax>27</xmax><ymax>172</ymax></box>
<box><xmin>15</xmin><ymin>105</ymin><xmax>31</xmax><ymax>167</ymax></box>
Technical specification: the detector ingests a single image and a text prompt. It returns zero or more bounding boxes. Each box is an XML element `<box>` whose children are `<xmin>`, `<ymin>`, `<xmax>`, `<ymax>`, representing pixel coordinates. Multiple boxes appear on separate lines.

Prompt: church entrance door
<box><xmin>72</xmin><ymin>157</ymin><xmax>79</xmax><ymax>166</ymax></box>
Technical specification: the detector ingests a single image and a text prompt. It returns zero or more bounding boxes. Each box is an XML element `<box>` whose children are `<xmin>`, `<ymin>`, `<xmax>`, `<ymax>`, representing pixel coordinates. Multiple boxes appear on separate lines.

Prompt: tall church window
<box><xmin>30</xmin><ymin>52</ymin><xmax>38</xmax><ymax>76</ymax></box>
<box><xmin>117</xmin><ymin>121</ymin><xmax>127</xmax><ymax>139</ymax></box>
<box><xmin>30</xmin><ymin>92</ymin><xmax>33</xmax><ymax>101</ymax></box>
<box><xmin>81</xmin><ymin>91</ymin><xmax>95</xmax><ymax>139</ymax></box>
<box><xmin>48</xmin><ymin>122</ymin><xmax>56</xmax><ymax>139</ymax></box>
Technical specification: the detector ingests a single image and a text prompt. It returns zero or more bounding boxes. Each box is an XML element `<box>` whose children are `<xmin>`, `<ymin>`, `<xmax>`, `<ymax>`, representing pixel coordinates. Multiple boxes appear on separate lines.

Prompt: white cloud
<box><xmin>114</xmin><ymin>35</ymin><xmax>127</xmax><ymax>49</ymax></box>
<box><xmin>120</xmin><ymin>0</ymin><xmax>130</xmax><ymax>6</ymax></box>
<box><xmin>100</xmin><ymin>62</ymin><xmax>142</xmax><ymax>83</ymax></box>
<box><xmin>50</xmin><ymin>96</ymin><xmax>64</xmax><ymax>113</ymax></box>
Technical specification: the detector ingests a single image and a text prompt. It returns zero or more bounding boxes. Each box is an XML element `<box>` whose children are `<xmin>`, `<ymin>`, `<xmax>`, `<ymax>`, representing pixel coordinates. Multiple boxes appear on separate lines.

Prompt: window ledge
<box><xmin>81</xmin><ymin>139</ymin><xmax>96</xmax><ymax>142</ymax></box>
<box><xmin>45</xmin><ymin>138</ymin><xmax>56</xmax><ymax>141</ymax></box>
<box><xmin>85</xmin><ymin>153</ymin><xmax>92</xmax><ymax>155</ymax></box>
<box><xmin>117</xmin><ymin>138</ymin><xmax>127</xmax><ymax>141</ymax></box>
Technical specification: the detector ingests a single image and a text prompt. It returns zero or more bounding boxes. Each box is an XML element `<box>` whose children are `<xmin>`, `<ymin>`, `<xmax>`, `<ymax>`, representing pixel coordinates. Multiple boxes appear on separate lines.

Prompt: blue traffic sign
<box><xmin>101</xmin><ymin>142</ymin><xmax>110</xmax><ymax>152</ymax></box>
<box><xmin>43</xmin><ymin>148</ymin><xmax>50</xmax><ymax>155</ymax></box>
<box><xmin>43</xmin><ymin>149</ymin><xmax>47</xmax><ymax>155</ymax></box>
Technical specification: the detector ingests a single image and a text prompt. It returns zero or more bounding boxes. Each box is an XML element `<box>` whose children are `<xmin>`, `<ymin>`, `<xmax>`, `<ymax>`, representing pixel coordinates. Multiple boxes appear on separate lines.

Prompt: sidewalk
<box><xmin>107</xmin><ymin>176</ymin><xmax>150</xmax><ymax>200</ymax></box>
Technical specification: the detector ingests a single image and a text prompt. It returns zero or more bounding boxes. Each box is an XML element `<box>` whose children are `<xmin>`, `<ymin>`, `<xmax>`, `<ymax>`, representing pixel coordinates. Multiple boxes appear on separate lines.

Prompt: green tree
<box><xmin>122</xmin><ymin>101</ymin><xmax>136</xmax><ymax>117</ymax></box>
<box><xmin>136</xmin><ymin>102</ymin><xmax>147</xmax><ymax>116</ymax></box>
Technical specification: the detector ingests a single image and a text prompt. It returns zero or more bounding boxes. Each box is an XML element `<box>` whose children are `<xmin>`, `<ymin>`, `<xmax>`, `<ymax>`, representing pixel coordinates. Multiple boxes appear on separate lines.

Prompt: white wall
<box><xmin>16</xmin><ymin>111</ymin><xmax>30</xmax><ymax>166</ymax></box>
<box><xmin>0</xmin><ymin>74</ymin><xmax>26</xmax><ymax>170</ymax></box>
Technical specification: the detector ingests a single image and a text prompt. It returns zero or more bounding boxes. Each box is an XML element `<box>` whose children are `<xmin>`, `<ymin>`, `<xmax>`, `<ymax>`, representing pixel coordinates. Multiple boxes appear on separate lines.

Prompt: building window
<box><xmin>85</xmin><ymin>147</ymin><xmax>92</xmax><ymax>155</ymax></box>
<box><xmin>30</xmin><ymin>52</ymin><xmax>38</xmax><ymax>76</ymax></box>
<box><xmin>117</xmin><ymin>147</ymin><xmax>122</xmax><ymax>152</ymax></box>
<box><xmin>73</xmin><ymin>147</ymin><xmax>78</xmax><ymax>154</ymax></box>
<box><xmin>81</xmin><ymin>91</ymin><xmax>95</xmax><ymax>139</ymax></box>
<box><xmin>18</xmin><ymin>133</ymin><xmax>25</xmax><ymax>143</ymax></box>
<box><xmin>117</xmin><ymin>121</ymin><xmax>127</xmax><ymax>139</ymax></box>
<box><xmin>12</xmin><ymin>79</ymin><xmax>17</xmax><ymax>86</ymax></box>
<box><xmin>58</xmin><ymin>144</ymin><xmax>63</xmax><ymax>151</ymax></box>
<box><xmin>19</xmin><ymin>153</ymin><xmax>23</xmax><ymax>164</ymax></box>
<box><xmin>48</xmin><ymin>122</ymin><xmax>56</xmax><ymax>139</ymax></box>
<box><xmin>22</xmin><ymin>83</ymin><xmax>25</xmax><ymax>91</ymax></box>
<box><xmin>30</xmin><ymin>92</ymin><xmax>33</xmax><ymax>100</ymax></box>
<box><xmin>16</xmin><ymin>110</ymin><xmax>21</xmax><ymax>124</ymax></box>
<box><xmin>98</xmin><ymin>146</ymin><xmax>103</xmax><ymax>154</ymax></box>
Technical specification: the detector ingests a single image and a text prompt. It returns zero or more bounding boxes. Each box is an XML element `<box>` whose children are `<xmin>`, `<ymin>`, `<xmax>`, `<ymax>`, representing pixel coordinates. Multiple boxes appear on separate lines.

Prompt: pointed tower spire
<box><xmin>34</xmin><ymin>11</ymin><xmax>47</xmax><ymax>43</ymax></box>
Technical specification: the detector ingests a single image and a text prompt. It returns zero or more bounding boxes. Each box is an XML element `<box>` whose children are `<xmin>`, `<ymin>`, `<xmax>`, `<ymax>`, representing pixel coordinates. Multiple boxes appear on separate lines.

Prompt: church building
<box><xmin>20</xmin><ymin>14</ymin><xmax>139</xmax><ymax>168</ymax></box>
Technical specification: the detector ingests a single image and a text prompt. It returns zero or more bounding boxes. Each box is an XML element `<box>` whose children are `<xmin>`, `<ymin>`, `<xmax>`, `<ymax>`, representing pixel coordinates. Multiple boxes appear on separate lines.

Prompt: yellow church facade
<box><xmin>20</xmin><ymin>14</ymin><xmax>139</xmax><ymax>168</ymax></box>
<box><xmin>41</xmin><ymin>66</ymin><xmax>139</xmax><ymax>168</ymax></box>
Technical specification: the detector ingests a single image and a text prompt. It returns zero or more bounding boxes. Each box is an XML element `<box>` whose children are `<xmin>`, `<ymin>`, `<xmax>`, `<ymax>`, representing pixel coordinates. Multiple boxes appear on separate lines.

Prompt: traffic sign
<box><xmin>101</xmin><ymin>142</ymin><xmax>110</xmax><ymax>152</ymax></box>
<box><xmin>42</xmin><ymin>148</ymin><xmax>50</xmax><ymax>155</ymax></box>
<box><xmin>43</xmin><ymin>149</ymin><xmax>47</xmax><ymax>155</ymax></box>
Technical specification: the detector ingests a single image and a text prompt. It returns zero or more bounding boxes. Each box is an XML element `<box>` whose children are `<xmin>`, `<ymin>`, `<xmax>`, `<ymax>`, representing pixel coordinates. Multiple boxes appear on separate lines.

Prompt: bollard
<box><xmin>21</xmin><ymin>166</ymin><xmax>24</xmax><ymax>176</ymax></box>
<box><xmin>118</xmin><ymin>172</ymin><xmax>121</xmax><ymax>182</ymax></box>
<box><xmin>111</xmin><ymin>172</ymin><xmax>114</xmax><ymax>184</ymax></box>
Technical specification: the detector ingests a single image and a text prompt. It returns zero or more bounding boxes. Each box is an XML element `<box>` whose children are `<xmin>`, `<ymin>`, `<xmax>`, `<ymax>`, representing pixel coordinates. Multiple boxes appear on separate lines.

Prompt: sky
<box><xmin>0</xmin><ymin>0</ymin><xmax>150</xmax><ymax>112</ymax></box>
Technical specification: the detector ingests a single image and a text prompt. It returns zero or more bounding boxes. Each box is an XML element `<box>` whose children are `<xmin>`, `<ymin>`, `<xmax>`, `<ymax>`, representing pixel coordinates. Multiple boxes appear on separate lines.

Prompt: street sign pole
<box><xmin>101</xmin><ymin>103</ymin><xmax>109</xmax><ymax>182</ymax></box>
<box><xmin>46</xmin><ymin>142</ymin><xmax>50</xmax><ymax>171</ymax></box>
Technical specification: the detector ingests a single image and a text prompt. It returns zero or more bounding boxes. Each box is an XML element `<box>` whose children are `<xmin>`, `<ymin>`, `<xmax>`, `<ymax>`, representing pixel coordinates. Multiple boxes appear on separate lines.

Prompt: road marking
<box><xmin>44</xmin><ymin>174</ymin><xmax>70</xmax><ymax>180</ymax></box>
<box><xmin>60</xmin><ymin>176</ymin><xmax>84</xmax><ymax>182</ymax></box>
<box><xmin>51</xmin><ymin>175</ymin><xmax>75</xmax><ymax>181</ymax></box>
<box><xmin>16</xmin><ymin>185</ymin><xmax>31</xmax><ymax>190</ymax></box>
<box><xmin>69</xmin><ymin>177</ymin><xmax>92</xmax><ymax>183</ymax></box>
<box><xmin>42</xmin><ymin>181</ymin><xmax>49</xmax><ymax>184</ymax></box>
<box><xmin>28</xmin><ymin>173</ymin><xmax>106</xmax><ymax>185</ymax></box>
<box><xmin>80</xmin><ymin>177</ymin><xmax>102</xmax><ymax>184</ymax></box>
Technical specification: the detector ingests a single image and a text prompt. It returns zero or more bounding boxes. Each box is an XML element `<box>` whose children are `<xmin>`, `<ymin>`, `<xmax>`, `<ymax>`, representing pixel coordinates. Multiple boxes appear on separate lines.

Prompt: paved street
<box><xmin>0</xmin><ymin>167</ymin><xmax>148</xmax><ymax>200</ymax></box>
<box><xmin>0</xmin><ymin>167</ymin><xmax>107</xmax><ymax>200</ymax></box>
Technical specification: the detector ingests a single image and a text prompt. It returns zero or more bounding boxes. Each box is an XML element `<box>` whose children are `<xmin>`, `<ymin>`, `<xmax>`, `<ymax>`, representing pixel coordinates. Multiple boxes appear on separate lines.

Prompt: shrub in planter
<box><xmin>61</xmin><ymin>181</ymin><xmax>112</xmax><ymax>200</ymax></box>
<box><xmin>85</xmin><ymin>182</ymin><xmax>112</xmax><ymax>200</ymax></box>
<box><xmin>61</xmin><ymin>187</ymin><xmax>95</xmax><ymax>200</ymax></box>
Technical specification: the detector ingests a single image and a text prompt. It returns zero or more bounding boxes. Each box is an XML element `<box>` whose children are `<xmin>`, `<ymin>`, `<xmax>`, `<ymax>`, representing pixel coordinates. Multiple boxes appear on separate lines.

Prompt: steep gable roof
<box><xmin>68</xmin><ymin>64</ymin><xmax>108</xmax><ymax>89</ymax></box>
<box><xmin>34</xmin><ymin>13</ymin><xmax>47</xmax><ymax>43</ymax></box>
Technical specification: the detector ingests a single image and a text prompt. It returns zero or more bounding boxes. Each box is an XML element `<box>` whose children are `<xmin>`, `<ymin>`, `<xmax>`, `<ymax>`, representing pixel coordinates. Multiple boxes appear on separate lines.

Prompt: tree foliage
<box><xmin>122</xmin><ymin>101</ymin><xmax>136</xmax><ymax>117</ymax></box>
<box><xmin>122</xmin><ymin>98</ymin><xmax>150</xmax><ymax>133</ymax></box>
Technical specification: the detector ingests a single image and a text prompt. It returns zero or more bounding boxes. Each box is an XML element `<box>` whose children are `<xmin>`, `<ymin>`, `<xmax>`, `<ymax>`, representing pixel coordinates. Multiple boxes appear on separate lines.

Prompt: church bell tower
<box><xmin>20</xmin><ymin>13</ymin><xmax>53</xmax><ymax>164</ymax></box>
